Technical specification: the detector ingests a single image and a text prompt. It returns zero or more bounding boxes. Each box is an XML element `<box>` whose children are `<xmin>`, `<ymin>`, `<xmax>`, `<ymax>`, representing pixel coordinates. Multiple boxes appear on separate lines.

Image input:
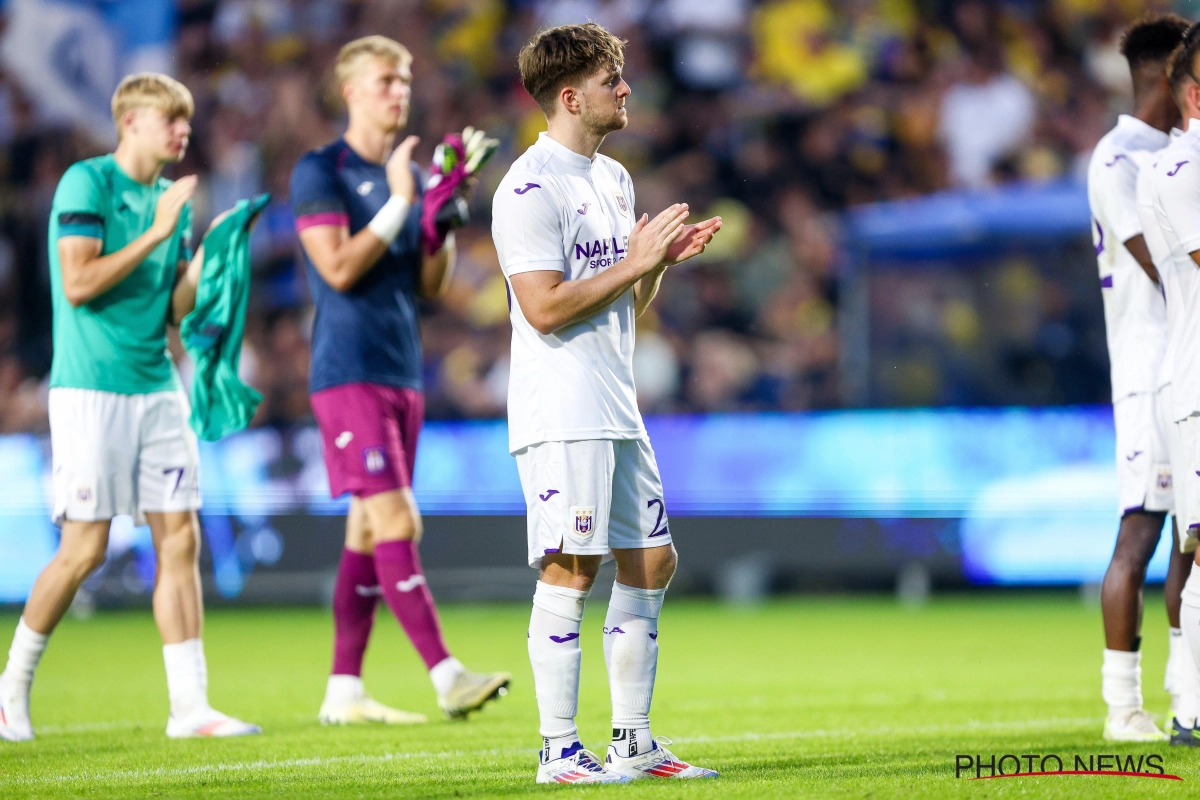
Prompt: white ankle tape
<box><xmin>533</xmin><ymin>582</ymin><xmax>589</xmax><ymax>623</ymax></box>
<box><xmin>609</xmin><ymin>583</ymin><xmax>665</xmax><ymax>619</ymax></box>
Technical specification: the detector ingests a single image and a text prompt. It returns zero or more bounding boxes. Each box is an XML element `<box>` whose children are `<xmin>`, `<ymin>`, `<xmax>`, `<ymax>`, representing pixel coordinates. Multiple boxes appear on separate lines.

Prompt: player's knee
<box><xmin>563</xmin><ymin>570</ymin><xmax>597</xmax><ymax>593</ymax></box>
<box><xmin>156</xmin><ymin>523</ymin><xmax>200</xmax><ymax>567</ymax></box>
<box><xmin>371</xmin><ymin>508</ymin><xmax>419</xmax><ymax>542</ymax></box>
<box><xmin>362</xmin><ymin>490</ymin><xmax>420</xmax><ymax>543</ymax></box>
<box><xmin>659</xmin><ymin>544</ymin><xmax>679</xmax><ymax>577</ymax></box>
<box><xmin>61</xmin><ymin>542</ymin><xmax>107</xmax><ymax>577</ymax></box>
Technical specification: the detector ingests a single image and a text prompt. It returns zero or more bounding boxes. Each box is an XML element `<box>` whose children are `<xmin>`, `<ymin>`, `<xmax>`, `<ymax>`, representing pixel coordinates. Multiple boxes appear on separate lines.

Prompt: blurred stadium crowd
<box><xmin>0</xmin><ymin>0</ymin><xmax>1172</xmax><ymax>431</ymax></box>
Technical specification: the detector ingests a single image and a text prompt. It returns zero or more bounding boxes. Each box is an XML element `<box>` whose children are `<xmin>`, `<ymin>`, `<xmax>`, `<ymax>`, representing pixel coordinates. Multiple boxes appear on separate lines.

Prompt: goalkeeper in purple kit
<box><xmin>290</xmin><ymin>35</ymin><xmax>506</xmax><ymax>724</ymax></box>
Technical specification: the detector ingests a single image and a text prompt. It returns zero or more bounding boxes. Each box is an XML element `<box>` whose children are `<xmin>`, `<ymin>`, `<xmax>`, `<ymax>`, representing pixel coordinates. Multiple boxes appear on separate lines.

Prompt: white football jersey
<box><xmin>1148</xmin><ymin>122</ymin><xmax>1200</xmax><ymax>421</ymax></box>
<box><xmin>1136</xmin><ymin>130</ymin><xmax>1181</xmax><ymax>389</ymax></box>
<box><xmin>491</xmin><ymin>133</ymin><xmax>645</xmax><ymax>454</ymax></box>
<box><xmin>1087</xmin><ymin>114</ymin><xmax>1170</xmax><ymax>402</ymax></box>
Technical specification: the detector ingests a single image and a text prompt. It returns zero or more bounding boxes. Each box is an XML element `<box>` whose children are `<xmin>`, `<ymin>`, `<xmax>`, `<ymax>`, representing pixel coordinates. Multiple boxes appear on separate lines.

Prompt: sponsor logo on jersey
<box><xmin>514</xmin><ymin>182</ymin><xmax>541</xmax><ymax>194</ymax></box>
<box><xmin>363</xmin><ymin>446</ymin><xmax>387</xmax><ymax>474</ymax></box>
<box><xmin>1168</xmin><ymin>161</ymin><xmax>1189</xmax><ymax>177</ymax></box>
<box><xmin>1126</xmin><ymin>450</ymin><xmax>1143</xmax><ymax>461</ymax></box>
<box><xmin>573</xmin><ymin>506</ymin><xmax>595</xmax><ymax>536</ymax></box>
<box><xmin>574</xmin><ymin>237</ymin><xmax>628</xmax><ymax>269</ymax></box>
<box><xmin>1093</xmin><ymin>219</ymin><xmax>1104</xmax><ymax>257</ymax></box>
<box><xmin>577</xmin><ymin>202</ymin><xmax>590</xmax><ymax>215</ymax></box>
<box><xmin>539</xmin><ymin>489</ymin><xmax>560</xmax><ymax>501</ymax></box>
<box><xmin>335</xmin><ymin>431</ymin><xmax>354</xmax><ymax>449</ymax></box>
<box><xmin>356</xmin><ymin>181</ymin><xmax>374</xmax><ymax>196</ymax></box>
<box><xmin>1104</xmin><ymin>154</ymin><xmax>1128</xmax><ymax>168</ymax></box>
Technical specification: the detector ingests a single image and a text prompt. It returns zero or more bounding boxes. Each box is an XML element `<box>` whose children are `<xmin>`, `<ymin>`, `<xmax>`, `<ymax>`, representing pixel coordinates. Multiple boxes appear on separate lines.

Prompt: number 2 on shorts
<box><xmin>647</xmin><ymin>498</ymin><xmax>669</xmax><ymax>538</ymax></box>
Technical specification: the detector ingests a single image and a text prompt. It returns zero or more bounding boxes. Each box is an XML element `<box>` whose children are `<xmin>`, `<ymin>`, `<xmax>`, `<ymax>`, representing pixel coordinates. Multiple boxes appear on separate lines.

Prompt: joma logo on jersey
<box><xmin>575</xmin><ymin>237</ymin><xmax>628</xmax><ymax>269</ymax></box>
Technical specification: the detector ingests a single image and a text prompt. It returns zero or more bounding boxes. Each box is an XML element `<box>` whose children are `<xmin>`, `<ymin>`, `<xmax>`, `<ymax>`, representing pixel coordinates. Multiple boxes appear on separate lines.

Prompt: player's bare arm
<box><xmin>1125</xmin><ymin>234</ymin><xmax>1160</xmax><ymax>284</ymax></box>
<box><xmin>59</xmin><ymin>176</ymin><xmax>197</xmax><ymax>307</ymax></box>
<box><xmin>419</xmin><ymin>232</ymin><xmax>455</xmax><ymax>299</ymax></box>
<box><xmin>510</xmin><ymin>203</ymin><xmax>690</xmax><ymax>335</ymax></box>
<box><xmin>299</xmin><ymin>136</ymin><xmax>419</xmax><ymax>292</ymax></box>
<box><xmin>633</xmin><ymin>215</ymin><xmax>722</xmax><ymax>316</ymax></box>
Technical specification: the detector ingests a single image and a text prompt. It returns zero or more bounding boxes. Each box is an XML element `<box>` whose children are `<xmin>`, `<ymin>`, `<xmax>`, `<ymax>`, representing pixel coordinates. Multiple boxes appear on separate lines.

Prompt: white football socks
<box><xmin>604</xmin><ymin>582</ymin><xmax>665</xmax><ymax>756</ymax></box>
<box><xmin>163</xmin><ymin>639</ymin><xmax>208</xmax><ymax>719</ymax></box>
<box><xmin>324</xmin><ymin>674</ymin><xmax>365</xmax><ymax>706</ymax></box>
<box><xmin>528</xmin><ymin>581</ymin><xmax>588</xmax><ymax>758</ymax></box>
<box><xmin>429</xmin><ymin>656</ymin><xmax>465</xmax><ymax>698</ymax></box>
<box><xmin>2</xmin><ymin>618</ymin><xmax>47</xmax><ymax>697</ymax></box>
<box><xmin>1102</xmin><ymin>648</ymin><xmax>1143</xmax><ymax>717</ymax></box>
<box><xmin>1178</xmin><ymin>564</ymin><xmax>1200</xmax><ymax>727</ymax></box>
<box><xmin>1166</xmin><ymin>627</ymin><xmax>1197</xmax><ymax>726</ymax></box>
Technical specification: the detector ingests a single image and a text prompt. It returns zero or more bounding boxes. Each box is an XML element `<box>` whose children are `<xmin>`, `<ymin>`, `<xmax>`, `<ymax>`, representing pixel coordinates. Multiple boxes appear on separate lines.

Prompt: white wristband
<box><xmin>367</xmin><ymin>195</ymin><xmax>410</xmax><ymax>244</ymax></box>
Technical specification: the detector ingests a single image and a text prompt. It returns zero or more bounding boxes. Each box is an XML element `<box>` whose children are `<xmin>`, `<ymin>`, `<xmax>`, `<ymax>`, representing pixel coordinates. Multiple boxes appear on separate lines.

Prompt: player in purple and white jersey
<box><xmin>492</xmin><ymin>23</ymin><xmax>722</xmax><ymax>784</ymax></box>
<box><xmin>1087</xmin><ymin>13</ymin><xmax>1193</xmax><ymax>743</ymax></box>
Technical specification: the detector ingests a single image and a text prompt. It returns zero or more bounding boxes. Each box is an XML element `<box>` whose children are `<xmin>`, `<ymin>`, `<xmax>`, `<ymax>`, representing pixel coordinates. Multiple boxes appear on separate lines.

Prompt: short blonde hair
<box><xmin>111</xmin><ymin>73</ymin><xmax>194</xmax><ymax>133</ymax></box>
<box><xmin>335</xmin><ymin>35</ymin><xmax>412</xmax><ymax>90</ymax></box>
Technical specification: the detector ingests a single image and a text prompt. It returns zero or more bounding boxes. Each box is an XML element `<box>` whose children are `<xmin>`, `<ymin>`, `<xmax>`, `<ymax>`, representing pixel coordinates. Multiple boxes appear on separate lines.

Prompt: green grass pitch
<box><xmin>1</xmin><ymin>593</ymin><xmax>1197</xmax><ymax>797</ymax></box>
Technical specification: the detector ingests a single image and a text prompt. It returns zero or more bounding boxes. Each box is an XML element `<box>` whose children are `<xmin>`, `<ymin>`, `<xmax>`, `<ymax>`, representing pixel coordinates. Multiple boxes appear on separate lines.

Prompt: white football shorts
<box><xmin>49</xmin><ymin>388</ymin><xmax>201</xmax><ymax>526</ymax></box>
<box><xmin>1113</xmin><ymin>389</ymin><xmax>1173</xmax><ymax>516</ymax></box>
<box><xmin>515</xmin><ymin>438</ymin><xmax>673</xmax><ymax>568</ymax></box>
<box><xmin>1162</xmin><ymin>385</ymin><xmax>1197</xmax><ymax>553</ymax></box>
<box><xmin>1173</xmin><ymin>412</ymin><xmax>1200</xmax><ymax>547</ymax></box>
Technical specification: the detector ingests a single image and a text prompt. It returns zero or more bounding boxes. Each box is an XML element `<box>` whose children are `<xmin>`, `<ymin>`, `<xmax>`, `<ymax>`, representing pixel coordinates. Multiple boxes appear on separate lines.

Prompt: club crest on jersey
<box><xmin>363</xmin><ymin>446</ymin><xmax>387</xmax><ymax>474</ymax></box>
<box><xmin>572</xmin><ymin>506</ymin><xmax>595</xmax><ymax>537</ymax></box>
<box><xmin>1158</xmin><ymin>467</ymin><xmax>1172</xmax><ymax>491</ymax></box>
<box><xmin>613</xmin><ymin>191</ymin><xmax>629</xmax><ymax>215</ymax></box>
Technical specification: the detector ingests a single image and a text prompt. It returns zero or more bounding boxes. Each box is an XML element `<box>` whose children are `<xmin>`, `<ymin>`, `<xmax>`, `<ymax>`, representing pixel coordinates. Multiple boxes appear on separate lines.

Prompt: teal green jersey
<box><xmin>48</xmin><ymin>154</ymin><xmax>193</xmax><ymax>395</ymax></box>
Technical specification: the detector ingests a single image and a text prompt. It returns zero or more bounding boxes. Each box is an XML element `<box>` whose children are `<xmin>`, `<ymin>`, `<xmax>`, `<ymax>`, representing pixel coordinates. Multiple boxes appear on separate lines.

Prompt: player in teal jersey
<box><xmin>0</xmin><ymin>74</ymin><xmax>260</xmax><ymax>740</ymax></box>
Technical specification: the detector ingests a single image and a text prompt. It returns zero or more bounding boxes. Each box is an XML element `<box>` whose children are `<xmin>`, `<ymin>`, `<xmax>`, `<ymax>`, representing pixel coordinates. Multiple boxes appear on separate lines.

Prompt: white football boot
<box><xmin>166</xmin><ymin>706</ymin><xmax>262</xmax><ymax>738</ymax></box>
<box><xmin>536</xmin><ymin>742</ymin><xmax>631</xmax><ymax>784</ymax></box>
<box><xmin>606</xmin><ymin>736</ymin><xmax>719</xmax><ymax>779</ymax></box>
<box><xmin>319</xmin><ymin>694</ymin><xmax>426</xmax><ymax>725</ymax></box>
<box><xmin>437</xmin><ymin>669</ymin><xmax>510</xmax><ymax>719</ymax></box>
<box><xmin>1103</xmin><ymin>709</ymin><xmax>1169</xmax><ymax>742</ymax></box>
<box><xmin>0</xmin><ymin>683</ymin><xmax>33</xmax><ymax>742</ymax></box>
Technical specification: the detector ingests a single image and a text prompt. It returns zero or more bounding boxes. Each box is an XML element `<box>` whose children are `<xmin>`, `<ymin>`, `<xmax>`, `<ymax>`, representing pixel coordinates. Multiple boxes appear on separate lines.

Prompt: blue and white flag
<box><xmin>0</xmin><ymin>0</ymin><xmax>176</xmax><ymax>145</ymax></box>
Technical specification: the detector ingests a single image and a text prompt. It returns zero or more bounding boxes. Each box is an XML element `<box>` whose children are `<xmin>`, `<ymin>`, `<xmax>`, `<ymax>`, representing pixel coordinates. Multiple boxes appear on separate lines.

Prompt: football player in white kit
<box><xmin>1137</xmin><ymin>133</ymin><xmax>1200</xmax><ymax>746</ymax></box>
<box><xmin>1154</xmin><ymin>21</ymin><xmax>1200</xmax><ymax>748</ymax></box>
<box><xmin>491</xmin><ymin>23</ymin><xmax>722</xmax><ymax>784</ymax></box>
<box><xmin>1088</xmin><ymin>13</ymin><xmax>1193</xmax><ymax>743</ymax></box>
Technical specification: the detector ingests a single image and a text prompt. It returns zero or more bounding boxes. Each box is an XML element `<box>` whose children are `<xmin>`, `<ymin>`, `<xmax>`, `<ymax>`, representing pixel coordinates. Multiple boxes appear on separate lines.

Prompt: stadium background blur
<box><xmin>0</xmin><ymin>0</ymin><xmax>1157</xmax><ymax>430</ymax></box>
<box><xmin>0</xmin><ymin>0</ymin><xmax>1183</xmax><ymax>607</ymax></box>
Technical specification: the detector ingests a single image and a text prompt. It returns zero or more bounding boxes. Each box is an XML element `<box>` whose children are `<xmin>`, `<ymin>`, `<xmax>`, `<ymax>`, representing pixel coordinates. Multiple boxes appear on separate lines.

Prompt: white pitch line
<box><xmin>3</xmin><ymin>716</ymin><xmax>1105</xmax><ymax>788</ymax></box>
<box><xmin>3</xmin><ymin>746</ymin><xmax>534</xmax><ymax>788</ymax></box>
<box><xmin>670</xmin><ymin>716</ymin><xmax>1103</xmax><ymax>746</ymax></box>
<box><xmin>35</xmin><ymin>714</ymin><xmax>314</xmax><ymax>735</ymax></box>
